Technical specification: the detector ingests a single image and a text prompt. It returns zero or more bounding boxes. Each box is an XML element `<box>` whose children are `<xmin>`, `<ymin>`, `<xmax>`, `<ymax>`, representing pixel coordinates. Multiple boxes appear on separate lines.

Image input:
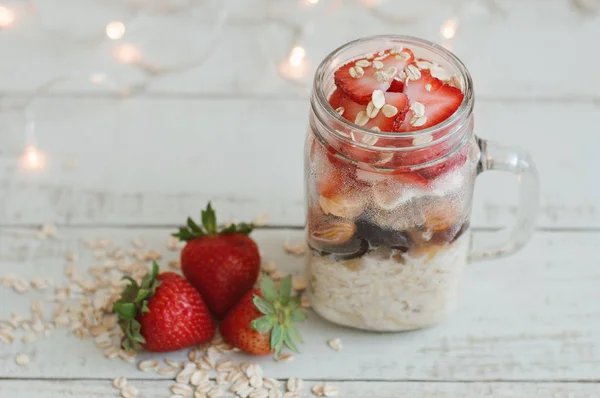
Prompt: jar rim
<box><xmin>312</xmin><ymin>35</ymin><xmax>474</xmax><ymax>148</ymax></box>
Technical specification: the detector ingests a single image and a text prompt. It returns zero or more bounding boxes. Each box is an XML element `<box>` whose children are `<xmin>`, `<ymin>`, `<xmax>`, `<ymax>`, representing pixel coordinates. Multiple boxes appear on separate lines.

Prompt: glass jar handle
<box><xmin>469</xmin><ymin>137</ymin><xmax>540</xmax><ymax>262</ymax></box>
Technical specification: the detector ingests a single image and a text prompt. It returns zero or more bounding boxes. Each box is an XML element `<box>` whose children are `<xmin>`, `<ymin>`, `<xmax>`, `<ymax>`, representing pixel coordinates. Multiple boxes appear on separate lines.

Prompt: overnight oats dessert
<box><xmin>304</xmin><ymin>36</ymin><xmax>540</xmax><ymax>331</ymax></box>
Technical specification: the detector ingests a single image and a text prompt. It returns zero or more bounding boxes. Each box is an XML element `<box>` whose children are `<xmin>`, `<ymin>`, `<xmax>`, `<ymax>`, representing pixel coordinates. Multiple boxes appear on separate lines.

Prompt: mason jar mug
<box><xmin>304</xmin><ymin>35</ymin><xmax>540</xmax><ymax>331</ymax></box>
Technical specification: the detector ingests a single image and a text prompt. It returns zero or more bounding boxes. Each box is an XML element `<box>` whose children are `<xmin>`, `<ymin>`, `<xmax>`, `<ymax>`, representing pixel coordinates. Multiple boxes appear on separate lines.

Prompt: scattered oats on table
<box><xmin>15</xmin><ymin>353</ymin><xmax>29</xmax><ymax>366</ymax></box>
<box><xmin>171</xmin><ymin>383</ymin><xmax>193</xmax><ymax>396</ymax></box>
<box><xmin>252</xmin><ymin>212</ymin><xmax>270</xmax><ymax>226</ymax></box>
<box><xmin>311</xmin><ymin>382</ymin><xmax>339</xmax><ymax>397</ymax></box>
<box><xmin>132</xmin><ymin>237</ymin><xmax>145</xmax><ymax>248</ymax></box>
<box><xmin>138</xmin><ymin>359</ymin><xmax>159</xmax><ymax>372</ymax></box>
<box><xmin>283</xmin><ymin>242</ymin><xmax>306</xmax><ymax>256</ymax></box>
<box><xmin>121</xmin><ymin>384</ymin><xmax>139</xmax><ymax>398</ymax></box>
<box><xmin>301</xmin><ymin>295</ymin><xmax>311</xmax><ymax>308</ymax></box>
<box><xmin>269</xmin><ymin>271</ymin><xmax>284</xmax><ymax>281</ymax></box>
<box><xmin>292</xmin><ymin>276</ymin><xmax>307</xmax><ymax>291</ymax></box>
<box><xmin>276</xmin><ymin>353</ymin><xmax>295</xmax><ymax>363</ymax></box>
<box><xmin>328</xmin><ymin>338</ymin><xmax>343</xmax><ymax>352</ymax></box>
<box><xmin>37</xmin><ymin>222</ymin><xmax>57</xmax><ymax>239</ymax></box>
<box><xmin>286</xmin><ymin>378</ymin><xmax>302</xmax><ymax>393</ymax></box>
<box><xmin>113</xmin><ymin>376</ymin><xmax>127</xmax><ymax>389</ymax></box>
<box><xmin>261</xmin><ymin>261</ymin><xmax>278</xmax><ymax>273</ymax></box>
<box><xmin>167</xmin><ymin>236</ymin><xmax>183</xmax><ymax>251</ymax></box>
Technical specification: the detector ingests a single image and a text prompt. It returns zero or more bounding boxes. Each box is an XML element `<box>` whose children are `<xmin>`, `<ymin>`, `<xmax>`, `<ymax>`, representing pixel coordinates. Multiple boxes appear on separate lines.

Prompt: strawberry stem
<box><xmin>250</xmin><ymin>275</ymin><xmax>307</xmax><ymax>359</ymax></box>
<box><xmin>173</xmin><ymin>202</ymin><xmax>255</xmax><ymax>242</ymax></box>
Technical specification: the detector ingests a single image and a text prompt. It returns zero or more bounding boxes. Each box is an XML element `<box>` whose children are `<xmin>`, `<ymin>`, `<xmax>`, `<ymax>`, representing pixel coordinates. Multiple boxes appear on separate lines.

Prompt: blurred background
<box><xmin>0</xmin><ymin>0</ymin><xmax>599</xmax><ymax>229</ymax></box>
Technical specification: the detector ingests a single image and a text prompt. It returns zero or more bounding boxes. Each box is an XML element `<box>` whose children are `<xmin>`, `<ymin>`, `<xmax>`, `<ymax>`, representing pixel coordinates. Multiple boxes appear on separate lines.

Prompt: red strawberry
<box><xmin>417</xmin><ymin>142</ymin><xmax>469</xmax><ymax>180</ymax></box>
<box><xmin>113</xmin><ymin>262</ymin><xmax>215</xmax><ymax>352</ymax></box>
<box><xmin>392</xmin><ymin>169</ymin><xmax>430</xmax><ymax>186</ymax></box>
<box><xmin>220</xmin><ymin>276</ymin><xmax>306</xmax><ymax>358</ymax></box>
<box><xmin>329</xmin><ymin>89</ymin><xmax>409</xmax><ymax>133</ymax></box>
<box><xmin>328</xmin><ymin>88</ymin><xmax>366</xmax><ymax>124</ymax></box>
<box><xmin>387</xmin><ymin>78</ymin><xmax>404</xmax><ymax>93</ymax></box>
<box><xmin>396</xmin><ymin>69</ymin><xmax>464</xmax><ymax>132</ymax></box>
<box><xmin>174</xmin><ymin>203</ymin><xmax>261</xmax><ymax>319</ymax></box>
<box><xmin>334</xmin><ymin>48</ymin><xmax>414</xmax><ymax>104</ymax></box>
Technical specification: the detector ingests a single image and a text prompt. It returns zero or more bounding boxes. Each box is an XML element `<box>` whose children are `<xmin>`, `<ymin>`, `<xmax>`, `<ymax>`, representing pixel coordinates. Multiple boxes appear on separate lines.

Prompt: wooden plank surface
<box><xmin>0</xmin><ymin>379</ymin><xmax>598</xmax><ymax>398</ymax></box>
<box><xmin>1</xmin><ymin>98</ymin><xmax>598</xmax><ymax>228</ymax></box>
<box><xmin>1</xmin><ymin>227</ymin><xmax>599</xmax><ymax>381</ymax></box>
<box><xmin>0</xmin><ymin>0</ymin><xmax>598</xmax><ymax>99</ymax></box>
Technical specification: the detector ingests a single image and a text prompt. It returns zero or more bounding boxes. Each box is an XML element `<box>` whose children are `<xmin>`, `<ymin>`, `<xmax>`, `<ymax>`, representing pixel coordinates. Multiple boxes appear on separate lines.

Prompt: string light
<box><xmin>90</xmin><ymin>73</ymin><xmax>106</xmax><ymax>84</ymax></box>
<box><xmin>106</xmin><ymin>21</ymin><xmax>126</xmax><ymax>40</ymax></box>
<box><xmin>441</xmin><ymin>18</ymin><xmax>459</xmax><ymax>40</ymax></box>
<box><xmin>113</xmin><ymin>43</ymin><xmax>141</xmax><ymax>64</ymax></box>
<box><xmin>289</xmin><ymin>46</ymin><xmax>306</xmax><ymax>68</ymax></box>
<box><xmin>279</xmin><ymin>45</ymin><xmax>309</xmax><ymax>80</ymax></box>
<box><xmin>0</xmin><ymin>5</ymin><xmax>15</xmax><ymax>28</ymax></box>
<box><xmin>20</xmin><ymin>145</ymin><xmax>46</xmax><ymax>171</ymax></box>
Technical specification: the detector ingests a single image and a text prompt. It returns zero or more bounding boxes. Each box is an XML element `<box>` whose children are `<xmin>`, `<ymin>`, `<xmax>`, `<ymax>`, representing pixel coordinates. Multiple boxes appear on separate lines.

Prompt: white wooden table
<box><xmin>1</xmin><ymin>0</ymin><xmax>600</xmax><ymax>397</ymax></box>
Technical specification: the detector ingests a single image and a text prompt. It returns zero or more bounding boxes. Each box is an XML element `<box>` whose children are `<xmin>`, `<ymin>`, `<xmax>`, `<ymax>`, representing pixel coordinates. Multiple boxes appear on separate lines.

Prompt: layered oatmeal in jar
<box><xmin>304</xmin><ymin>36</ymin><xmax>479</xmax><ymax>331</ymax></box>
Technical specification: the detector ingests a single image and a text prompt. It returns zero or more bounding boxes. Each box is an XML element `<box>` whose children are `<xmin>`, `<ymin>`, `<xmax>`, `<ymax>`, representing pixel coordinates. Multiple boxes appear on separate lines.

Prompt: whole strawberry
<box><xmin>113</xmin><ymin>262</ymin><xmax>215</xmax><ymax>352</ymax></box>
<box><xmin>173</xmin><ymin>203</ymin><xmax>261</xmax><ymax>319</ymax></box>
<box><xmin>220</xmin><ymin>276</ymin><xmax>306</xmax><ymax>358</ymax></box>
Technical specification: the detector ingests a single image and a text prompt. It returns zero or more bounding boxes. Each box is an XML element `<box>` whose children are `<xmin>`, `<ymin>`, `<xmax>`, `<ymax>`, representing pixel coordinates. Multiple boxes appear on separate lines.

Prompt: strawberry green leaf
<box><xmin>287</xmin><ymin>324</ymin><xmax>303</xmax><ymax>344</ymax></box>
<box><xmin>201</xmin><ymin>202</ymin><xmax>218</xmax><ymax>235</ymax></box>
<box><xmin>114</xmin><ymin>302</ymin><xmax>136</xmax><ymax>320</ymax></box>
<box><xmin>290</xmin><ymin>309</ymin><xmax>307</xmax><ymax>323</ymax></box>
<box><xmin>113</xmin><ymin>262</ymin><xmax>163</xmax><ymax>351</ymax></box>
<box><xmin>271</xmin><ymin>324</ymin><xmax>284</xmax><ymax>358</ymax></box>
<box><xmin>283</xmin><ymin>333</ymin><xmax>299</xmax><ymax>353</ymax></box>
<box><xmin>253</xmin><ymin>274</ymin><xmax>307</xmax><ymax>359</ymax></box>
<box><xmin>279</xmin><ymin>275</ymin><xmax>292</xmax><ymax>304</ymax></box>
<box><xmin>253</xmin><ymin>295</ymin><xmax>275</xmax><ymax>315</ymax></box>
<box><xmin>150</xmin><ymin>262</ymin><xmax>159</xmax><ymax>279</ymax></box>
<box><xmin>130</xmin><ymin>320</ymin><xmax>146</xmax><ymax>344</ymax></box>
<box><xmin>288</xmin><ymin>296</ymin><xmax>301</xmax><ymax>311</ymax></box>
<box><xmin>121</xmin><ymin>276</ymin><xmax>138</xmax><ymax>286</ymax></box>
<box><xmin>251</xmin><ymin>315</ymin><xmax>276</xmax><ymax>334</ymax></box>
<box><xmin>135</xmin><ymin>289</ymin><xmax>150</xmax><ymax>303</ymax></box>
<box><xmin>222</xmin><ymin>222</ymin><xmax>254</xmax><ymax>235</ymax></box>
<box><xmin>187</xmin><ymin>217</ymin><xmax>204</xmax><ymax>235</ymax></box>
<box><xmin>172</xmin><ymin>227</ymin><xmax>195</xmax><ymax>241</ymax></box>
<box><xmin>119</xmin><ymin>278</ymin><xmax>139</xmax><ymax>302</ymax></box>
<box><xmin>260</xmin><ymin>277</ymin><xmax>278</xmax><ymax>302</ymax></box>
<box><xmin>176</xmin><ymin>202</ymin><xmax>254</xmax><ymax>241</ymax></box>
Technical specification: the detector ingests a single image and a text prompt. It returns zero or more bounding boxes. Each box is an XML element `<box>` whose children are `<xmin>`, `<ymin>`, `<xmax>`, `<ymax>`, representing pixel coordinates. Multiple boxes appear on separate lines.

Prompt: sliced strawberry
<box><xmin>387</xmin><ymin>78</ymin><xmax>404</xmax><ymax>93</ymax></box>
<box><xmin>392</xmin><ymin>169</ymin><xmax>430</xmax><ymax>187</ymax></box>
<box><xmin>330</xmin><ymin>93</ymin><xmax>368</xmax><ymax>127</ymax></box>
<box><xmin>369</xmin><ymin>92</ymin><xmax>409</xmax><ymax>132</ymax></box>
<box><xmin>327</xmin><ymin>88</ymin><xmax>345</xmax><ymax>109</ymax></box>
<box><xmin>417</xmin><ymin>143</ymin><xmax>469</xmax><ymax>180</ymax></box>
<box><xmin>334</xmin><ymin>48</ymin><xmax>415</xmax><ymax>105</ymax></box>
<box><xmin>330</xmin><ymin>90</ymin><xmax>409</xmax><ymax>133</ymax></box>
<box><xmin>312</xmin><ymin>141</ymin><xmax>358</xmax><ymax>197</ymax></box>
<box><xmin>396</xmin><ymin>69</ymin><xmax>464</xmax><ymax>132</ymax></box>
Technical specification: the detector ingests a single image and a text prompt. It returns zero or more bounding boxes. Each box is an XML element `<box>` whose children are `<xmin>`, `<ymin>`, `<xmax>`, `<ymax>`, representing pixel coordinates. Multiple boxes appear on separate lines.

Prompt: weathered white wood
<box><xmin>1</xmin><ymin>98</ymin><xmax>598</xmax><ymax>228</ymax></box>
<box><xmin>1</xmin><ymin>227</ymin><xmax>599</xmax><ymax>381</ymax></box>
<box><xmin>0</xmin><ymin>0</ymin><xmax>598</xmax><ymax>99</ymax></box>
<box><xmin>0</xmin><ymin>379</ymin><xmax>598</xmax><ymax>398</ymax></box>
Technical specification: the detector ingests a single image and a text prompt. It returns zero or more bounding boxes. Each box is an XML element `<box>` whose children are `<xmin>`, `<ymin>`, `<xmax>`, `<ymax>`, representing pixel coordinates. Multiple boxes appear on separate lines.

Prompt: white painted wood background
<box><xmin>1</xmin><ymin>0</ymin><xmax>599</xmax><ymax>396</ymax></box>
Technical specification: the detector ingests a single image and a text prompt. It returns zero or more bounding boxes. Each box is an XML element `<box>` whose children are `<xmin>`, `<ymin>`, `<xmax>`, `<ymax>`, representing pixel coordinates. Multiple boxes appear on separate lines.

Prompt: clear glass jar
<box><xmin>304</xmin><ymin>35</ymin><xmax>540</xmax><ymax>332</ymax></box>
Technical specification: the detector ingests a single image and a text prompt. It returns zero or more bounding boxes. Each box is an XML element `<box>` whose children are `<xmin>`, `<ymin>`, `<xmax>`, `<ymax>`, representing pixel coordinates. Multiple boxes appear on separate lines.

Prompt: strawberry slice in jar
<box><xmin>334</xmin><ymin>48</ymin><xmax>415</xmax><ymax>105</ymax></box>
<box><xmin>310</xmin><ymin>137</ymin><xmax>367</xmax><ymax>220</ymax></box>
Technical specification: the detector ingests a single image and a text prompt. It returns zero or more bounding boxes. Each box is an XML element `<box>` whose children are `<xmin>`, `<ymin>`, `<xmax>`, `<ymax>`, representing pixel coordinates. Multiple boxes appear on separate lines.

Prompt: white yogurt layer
<box><xmin>307</xmin><ymin>232</ymin><xmax>470</xmax><ymax>331</ymax></box>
